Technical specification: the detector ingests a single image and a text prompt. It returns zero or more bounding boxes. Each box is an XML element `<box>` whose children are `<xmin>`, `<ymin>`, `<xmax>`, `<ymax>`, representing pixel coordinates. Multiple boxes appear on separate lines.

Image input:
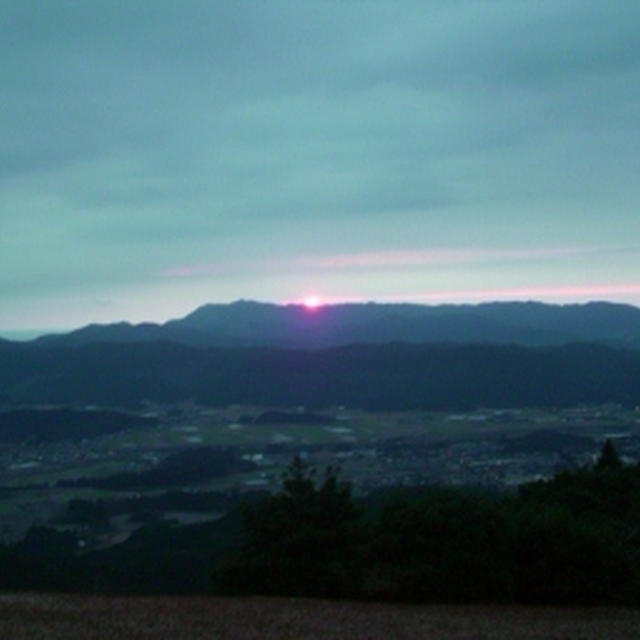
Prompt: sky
<box><xmin>2</xmin><ymin>1</ymin><xmax>640</xmax><ymax>335</ymax></box>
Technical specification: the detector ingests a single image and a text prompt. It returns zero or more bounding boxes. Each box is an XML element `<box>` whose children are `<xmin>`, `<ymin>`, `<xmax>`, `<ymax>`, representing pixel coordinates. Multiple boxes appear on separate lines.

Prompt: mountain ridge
<box><xmin>25</xmin><ymin>300</ymin><xmax>640</xmax><ymax>349</ymax></box>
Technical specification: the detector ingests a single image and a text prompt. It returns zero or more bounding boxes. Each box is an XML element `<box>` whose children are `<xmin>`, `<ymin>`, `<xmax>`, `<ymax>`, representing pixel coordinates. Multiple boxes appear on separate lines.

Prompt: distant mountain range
<box><xmin>26</xmin><ymin>300</ymin><xmax>640</xmax><ymax>349</ymax></box>
<box><xmin>2</xmin><ymin>300</ymin><xmax>639</xmax><ymax>411</ymax></box>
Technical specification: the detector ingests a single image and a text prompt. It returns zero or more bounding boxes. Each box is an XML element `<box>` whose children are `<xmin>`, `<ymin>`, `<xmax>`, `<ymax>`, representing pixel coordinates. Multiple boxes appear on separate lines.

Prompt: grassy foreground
<box><xmin>1</xmin><ymin>594</ymin><xmax>639</xmax><ymax>639</ymax></box>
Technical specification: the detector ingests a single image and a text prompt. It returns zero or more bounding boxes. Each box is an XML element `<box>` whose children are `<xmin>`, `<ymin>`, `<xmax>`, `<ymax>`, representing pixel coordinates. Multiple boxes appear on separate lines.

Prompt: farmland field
<box><xmin>2</xmin><ymin>404</ymin><xmax>639</xmax><ymax>545</ymax></box>
<box><xmin>1</xmin><ymin>594</ymin><xmax>639</xmax><ymax>639</ymax></box>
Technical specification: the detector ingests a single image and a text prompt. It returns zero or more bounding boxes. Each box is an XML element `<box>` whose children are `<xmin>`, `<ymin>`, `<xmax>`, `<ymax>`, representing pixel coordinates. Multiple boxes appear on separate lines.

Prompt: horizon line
<box><xmin>2</xmin><ymin>296</ymin><xmax>639</xmax><ymax>341</ymax></box>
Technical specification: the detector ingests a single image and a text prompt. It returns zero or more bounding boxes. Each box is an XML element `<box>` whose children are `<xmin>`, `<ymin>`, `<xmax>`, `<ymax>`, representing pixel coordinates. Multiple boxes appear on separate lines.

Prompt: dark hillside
<box><xmin>1</xmin><ymin>341</ymin><xmax>640</xmax><ymax>410</ymax></box>
<box><xmin>0</xmin><ymin>408</ymin><xmax>156</xmax><ymax>443</ymax></box>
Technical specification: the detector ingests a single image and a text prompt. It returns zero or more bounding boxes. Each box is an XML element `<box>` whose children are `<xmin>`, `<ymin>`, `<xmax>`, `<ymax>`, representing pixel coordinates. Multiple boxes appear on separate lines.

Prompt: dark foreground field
<box><xmin>1</xmin><ymin>594</ymin><xmax>639</xmax><ymax>639</ymax></box>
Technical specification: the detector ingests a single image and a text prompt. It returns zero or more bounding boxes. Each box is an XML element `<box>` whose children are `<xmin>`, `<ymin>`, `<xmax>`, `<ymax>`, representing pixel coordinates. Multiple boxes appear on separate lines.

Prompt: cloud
<box><xmin>396</xmin><ymin>283</ymin><xmax>640</xmax><ymax>304</ymax></box>
<box><xmin>292</xmin><ymin>246</ymin><xmax>626</xmax><ymax>270</ymax></box>
<box><xmin>161</xmin><ymin>264</ymin><xmax>225</xmax><ymax>278</ymax></box>
<box><xmin>1</xmin><ymin>2</ymin><xmax>640</xmax><ymax>327</ymax></box>
<box><xmin>161</xmin><ymin>245</ymin><xmax>637</xmax><ymax>279</ymax></box>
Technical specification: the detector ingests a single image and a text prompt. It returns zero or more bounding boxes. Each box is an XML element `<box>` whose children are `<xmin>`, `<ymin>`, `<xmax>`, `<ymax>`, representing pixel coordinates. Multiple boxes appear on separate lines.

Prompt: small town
<box><xmin>2</xmin><ymin>403</ymin><xmax>639</xmax><ymax>545</ymax></box>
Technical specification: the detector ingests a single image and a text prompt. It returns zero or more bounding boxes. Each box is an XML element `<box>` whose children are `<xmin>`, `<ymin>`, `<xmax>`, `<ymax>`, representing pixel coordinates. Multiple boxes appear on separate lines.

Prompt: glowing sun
<box><xmin>303</xmin><ymin>296</ymin><xmax>321</xmax><ymax>309</ymax></box>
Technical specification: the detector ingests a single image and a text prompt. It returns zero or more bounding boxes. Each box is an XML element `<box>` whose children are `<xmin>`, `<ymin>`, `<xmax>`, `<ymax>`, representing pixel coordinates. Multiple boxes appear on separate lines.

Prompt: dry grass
<box><xmin>1</xmin><ymin>593</ymin><xmax>639</xmax><ymax>639</ymax></box>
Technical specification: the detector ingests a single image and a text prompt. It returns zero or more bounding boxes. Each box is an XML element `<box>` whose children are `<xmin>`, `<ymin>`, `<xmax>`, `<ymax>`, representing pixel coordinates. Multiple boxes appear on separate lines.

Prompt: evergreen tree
<box><xmin>213</xmin><ymin>456</ymin><xmax>365</xmax><ymax>598</ymax></box>
<box><xmin>367</xmin><ymin>487</ymin><xmax>515</xmax><ymax>602</ymax></box>
<box><xmin>595</xmin><ymin>439</ymin><xmax>622</xmax><ymax>471</ymax></box>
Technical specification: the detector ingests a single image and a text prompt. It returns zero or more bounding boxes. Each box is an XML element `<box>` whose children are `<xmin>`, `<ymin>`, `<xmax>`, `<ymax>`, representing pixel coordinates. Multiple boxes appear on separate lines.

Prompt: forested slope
<box><xmin>1</xmin><ymin>341</ymin><xmax>639</xmax><ymax>409</ymax></box>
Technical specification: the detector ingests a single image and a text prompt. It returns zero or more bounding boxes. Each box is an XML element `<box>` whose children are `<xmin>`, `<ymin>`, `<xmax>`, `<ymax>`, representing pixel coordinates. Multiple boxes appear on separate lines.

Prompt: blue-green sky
<box><xmin>2</xmin><ymin>1</ymin><xmax>640</xmax><ymax>334</ymax></box>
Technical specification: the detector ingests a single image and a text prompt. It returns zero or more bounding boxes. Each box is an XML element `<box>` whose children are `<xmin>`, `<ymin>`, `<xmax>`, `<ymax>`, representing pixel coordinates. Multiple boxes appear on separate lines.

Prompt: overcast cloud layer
<box><xmin>2</xmin><ymin>1</ymin><xmax>640</xmax><ymax>332</ymax></box>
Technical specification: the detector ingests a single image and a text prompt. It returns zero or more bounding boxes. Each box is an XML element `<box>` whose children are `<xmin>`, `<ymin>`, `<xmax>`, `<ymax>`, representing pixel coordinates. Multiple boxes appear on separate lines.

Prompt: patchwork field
<box><xmin>1</xmin><ymin>594</ymin><xmax>639</xmax><ymax>639</ymax></box>
<box><xmin>2</xmin><ymin>404</ymin><xmax>639</xmax><ymax>545</ymax></box>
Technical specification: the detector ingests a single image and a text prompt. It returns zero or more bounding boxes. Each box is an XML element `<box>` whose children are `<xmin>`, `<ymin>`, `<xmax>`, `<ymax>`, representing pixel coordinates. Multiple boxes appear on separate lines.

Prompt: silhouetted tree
<box><xmin>367</xmin><ymin>487</ymin><xmax>515</xmax><ymax>602</ymax></box>
<box><xmin>595</xmin><ymin>438</ymin><xmax>622</xmax><ymax>471</ymax></box>
<box><xmin>515</xmin><ymin>503</ymin><xmax>631</xmax><ymax>604</ymax></box>
<box><xmin>213</xmin><ymin>456</ymin><xmax>365</xmax><ymax>598</ymax></box>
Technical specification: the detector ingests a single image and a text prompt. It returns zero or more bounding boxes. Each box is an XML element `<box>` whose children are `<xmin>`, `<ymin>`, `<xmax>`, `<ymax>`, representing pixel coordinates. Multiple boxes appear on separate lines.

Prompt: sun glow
<box><xmin>303</xmin><ymin>296</ymin><xmax>321</xmax><ymax>309</ymax></box>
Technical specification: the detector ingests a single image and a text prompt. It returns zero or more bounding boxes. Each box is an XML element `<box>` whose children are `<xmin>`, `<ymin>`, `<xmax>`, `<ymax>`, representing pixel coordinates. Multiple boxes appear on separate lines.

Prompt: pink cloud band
<box><xmin>161</xmin><ymin>245</ymin><xmax>633</xmax><ymax>279</ymax></box>
<box><xmin>292</xmin><ymin>246</ymin><xmax>609</xmax><ymax>270</ymax></box>
<box><xmin>382</xmin><ymin>283</ymin><xmax>640</xmax><ymax>303</ymax></box>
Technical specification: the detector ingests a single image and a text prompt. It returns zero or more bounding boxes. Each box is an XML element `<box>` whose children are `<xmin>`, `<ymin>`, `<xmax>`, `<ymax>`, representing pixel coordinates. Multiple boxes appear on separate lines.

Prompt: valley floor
<box><xmin>1</xmin><ymin>593</ymin><xmax>639</xmax><ymax>639</ymax></box>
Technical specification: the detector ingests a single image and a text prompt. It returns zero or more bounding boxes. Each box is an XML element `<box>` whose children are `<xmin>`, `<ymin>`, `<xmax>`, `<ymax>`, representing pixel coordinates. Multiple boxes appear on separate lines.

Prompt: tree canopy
<box><xmin>213</xmin><ymin>456</ymin><xmax>365</xmax><ymax>598</ymax></box>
